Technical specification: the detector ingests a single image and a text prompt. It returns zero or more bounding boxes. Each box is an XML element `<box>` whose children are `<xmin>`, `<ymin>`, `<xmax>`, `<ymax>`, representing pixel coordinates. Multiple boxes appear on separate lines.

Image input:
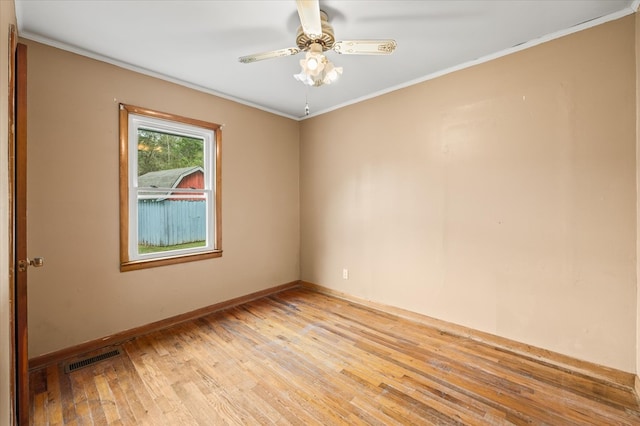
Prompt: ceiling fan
<box><xmin>238</xmin><ymin>0</ymin><xmax>397</xmax><ymax>87</ymax></box>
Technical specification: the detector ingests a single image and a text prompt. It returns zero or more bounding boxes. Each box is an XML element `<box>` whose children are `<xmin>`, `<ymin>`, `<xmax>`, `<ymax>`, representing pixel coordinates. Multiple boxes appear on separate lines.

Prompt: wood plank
<box><xmin>30</xmin><ymin>287</ymin><xmax>640</xmax><ymax>425</ymax></box>
<box><xmin>44</xmin><ymin>364</ymin><xmax>64</xmax><ymax>424</ymax></box>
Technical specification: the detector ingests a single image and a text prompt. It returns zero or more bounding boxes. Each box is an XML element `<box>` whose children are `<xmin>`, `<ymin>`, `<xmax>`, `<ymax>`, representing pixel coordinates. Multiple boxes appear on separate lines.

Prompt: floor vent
<box><xmin>64</xmin><ymin>348</ymin><xmax>123</xmax><ymax>373</ymax></box>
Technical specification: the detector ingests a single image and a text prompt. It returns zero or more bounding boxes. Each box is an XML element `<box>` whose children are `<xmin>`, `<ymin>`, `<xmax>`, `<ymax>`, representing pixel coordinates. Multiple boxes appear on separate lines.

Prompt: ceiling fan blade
<box><xmin>239</xmin><ymin>47</ymin><xmax>300</xmax><ymax>64</ymax></box>
<box><xmin>296</xmin><ymin>0</ymin><xmax>322</xmax><ymax>38</ymax></box>
<box><xmin>333</xmin><ymin>40</ymin><xmax>397</xmax><ymax>55</ymax></box>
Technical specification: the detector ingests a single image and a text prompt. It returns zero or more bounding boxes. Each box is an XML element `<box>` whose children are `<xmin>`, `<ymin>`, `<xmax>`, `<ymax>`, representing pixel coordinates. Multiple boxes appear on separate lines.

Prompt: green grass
<box><xmin>138</xmin><ymin>240</ymin><xmax>205</xmax><ymax>254</ymax></box>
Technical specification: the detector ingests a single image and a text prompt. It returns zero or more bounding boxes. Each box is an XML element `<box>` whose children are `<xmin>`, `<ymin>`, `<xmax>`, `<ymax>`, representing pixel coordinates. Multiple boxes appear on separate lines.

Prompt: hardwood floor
<box><xmin>30</xmin><ymin>287</ymin><xmax>640</xmax><ymax>425</ymax></box>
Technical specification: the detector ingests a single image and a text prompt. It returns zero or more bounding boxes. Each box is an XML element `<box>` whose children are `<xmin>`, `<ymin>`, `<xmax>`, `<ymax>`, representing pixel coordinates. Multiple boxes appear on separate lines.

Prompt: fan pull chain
<box><xmin>304</xmin><ymin>93</ymin><xmax>310</xmax><ymax>116</ymax></box>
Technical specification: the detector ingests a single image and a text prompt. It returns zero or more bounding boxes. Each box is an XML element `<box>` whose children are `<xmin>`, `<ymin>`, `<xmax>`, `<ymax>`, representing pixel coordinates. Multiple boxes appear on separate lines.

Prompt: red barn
<box><xmin>137</xmin><ymin>166</ymin><xmax>205</xmax><ymax>201</ymax></box>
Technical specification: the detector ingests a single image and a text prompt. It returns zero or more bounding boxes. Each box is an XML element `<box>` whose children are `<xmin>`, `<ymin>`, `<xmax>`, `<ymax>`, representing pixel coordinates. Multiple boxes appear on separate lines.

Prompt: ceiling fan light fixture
<box><xmin>323</xmin><ymin>62</ymin><xmax>343</xmax><ymax>84</ymax></box>
<box><xmin>299</xmin><ymin>42</ymin><xmax>325</xmax><ymax>76</ymax></box>
<box><xmin>295</xmin><ymin>42</ymin><xmax>341</xmax><ymax>87</ymax></box>
<box><xmin>300</xmin><ymin>54</ymin><xmax>325</xmax><ymax>75</ymax></box>
<box><xmin>293</xmin><ymin>71</ymin><xmax>316</xmax><ymax>86</ymax></box>
<box><xmin>306</xmin><ymin>57</ymin><xmax>320</xmax><ymax>71</ymax></box>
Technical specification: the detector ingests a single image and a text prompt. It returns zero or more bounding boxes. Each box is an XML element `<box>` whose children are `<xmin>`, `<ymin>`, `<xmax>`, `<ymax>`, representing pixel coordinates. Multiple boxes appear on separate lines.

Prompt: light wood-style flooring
<box><xmin>30</xmin><ymin>287</ymin><xmax>640</xmax><ymax>425</ymax></box>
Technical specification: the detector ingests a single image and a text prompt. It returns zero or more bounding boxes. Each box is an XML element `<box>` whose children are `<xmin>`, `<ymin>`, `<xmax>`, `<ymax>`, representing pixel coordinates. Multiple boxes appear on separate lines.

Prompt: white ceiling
<box><xmin>15</xmin><ymin>0</ymin><xmax>638</xmax><ymax>120</ymax></box>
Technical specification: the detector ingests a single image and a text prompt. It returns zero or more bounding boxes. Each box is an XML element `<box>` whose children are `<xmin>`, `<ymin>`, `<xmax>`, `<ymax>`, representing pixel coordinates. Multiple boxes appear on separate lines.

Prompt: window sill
<box><xmin>120</xmin><ymin>250</ymin><xmax>223</xmax><ymax>272</ymax></box>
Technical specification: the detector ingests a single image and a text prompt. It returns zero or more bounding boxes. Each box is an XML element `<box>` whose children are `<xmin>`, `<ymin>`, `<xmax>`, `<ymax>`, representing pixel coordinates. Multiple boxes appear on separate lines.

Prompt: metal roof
<box><xmin>138</xmin><ymin>166</ymin><xmax>203</xmax><ymax>189</ymax></box>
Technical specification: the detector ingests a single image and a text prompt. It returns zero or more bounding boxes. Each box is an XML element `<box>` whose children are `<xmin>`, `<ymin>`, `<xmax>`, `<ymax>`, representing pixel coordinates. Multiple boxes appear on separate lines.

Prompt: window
<box><xmin>119</xmin><ymin>104</ymin><xmax>221</xmax><ymax>271</ymax></box>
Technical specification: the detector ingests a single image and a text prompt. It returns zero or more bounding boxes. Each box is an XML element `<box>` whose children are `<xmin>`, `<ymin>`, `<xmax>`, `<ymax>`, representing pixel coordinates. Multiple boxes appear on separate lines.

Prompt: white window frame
<box><xmin>119</xmin><ymin>104</ymin><xmax>222</xmax><ymax>271</ymax></box>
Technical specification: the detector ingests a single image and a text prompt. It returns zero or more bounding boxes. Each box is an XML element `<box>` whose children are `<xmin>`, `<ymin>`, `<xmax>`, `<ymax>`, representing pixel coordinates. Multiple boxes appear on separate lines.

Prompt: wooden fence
<box><xmin>138</xmin><ymin>200</ymin><xmax>206</xmax><ymax>246</ymax></box>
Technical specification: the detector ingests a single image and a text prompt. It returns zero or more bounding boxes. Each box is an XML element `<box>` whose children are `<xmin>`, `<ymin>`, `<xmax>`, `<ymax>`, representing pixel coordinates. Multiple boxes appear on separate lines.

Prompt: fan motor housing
<box><xmin>296</xmin><ymin>11</ymin><xmax>335</xmax><ymax>51</ymax></box>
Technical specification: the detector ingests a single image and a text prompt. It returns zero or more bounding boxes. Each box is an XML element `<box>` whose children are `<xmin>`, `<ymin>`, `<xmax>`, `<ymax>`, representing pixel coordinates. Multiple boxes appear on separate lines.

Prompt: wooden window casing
<box><xmin>119</xmin><ymin>104</ymin><xmax>222</xmax><ymax>272</ymax></box>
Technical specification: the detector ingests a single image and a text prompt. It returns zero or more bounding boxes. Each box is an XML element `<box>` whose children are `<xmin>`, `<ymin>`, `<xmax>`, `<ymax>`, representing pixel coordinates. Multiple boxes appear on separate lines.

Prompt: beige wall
<box><xmin>24</xmin><ymin>40</ymin><xmax>300</xmax><ymax>357</ymax></box>
<box><xmin>1</xmin><ymin>1</ymin><xmax>17</xmax><ymax>423</ymax></box>
<box><xmin>301</xmin><ymin>16</ymin><xmax>637</xmax><ymax>372</ymax></box>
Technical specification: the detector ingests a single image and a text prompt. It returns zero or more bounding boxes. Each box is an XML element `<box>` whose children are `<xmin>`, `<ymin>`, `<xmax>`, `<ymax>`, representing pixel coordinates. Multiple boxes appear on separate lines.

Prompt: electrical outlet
<box><xmin>342</xmin><ymin>268</ymin><xmax>349</xmax><ymax>280</ymax></box>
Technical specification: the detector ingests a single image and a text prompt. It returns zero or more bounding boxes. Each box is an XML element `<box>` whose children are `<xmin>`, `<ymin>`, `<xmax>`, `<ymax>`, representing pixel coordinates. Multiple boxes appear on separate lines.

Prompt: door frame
<box><xmin>15</xmin><ymin>40</ymin><xmax>29</xmax><ymax>426</ymax></box>
<box><xmin>7</xmin><ymin>23</ymin><xmax>17</xmax><ymax>426</ymax></box>
<box><xmin>8</xmin><ymin>29</ymin><xmax>29</xmax><ymax>425</ymax></box>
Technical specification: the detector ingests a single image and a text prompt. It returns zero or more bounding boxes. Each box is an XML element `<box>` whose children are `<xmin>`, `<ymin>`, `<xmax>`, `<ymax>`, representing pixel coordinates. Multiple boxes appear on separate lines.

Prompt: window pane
<box><xmin>136</xmin><ymin>128</ymin><xmax>208</xmax><ymax>256</ymax></box>
<box><xmin>137</xmin><ymin>193</ymin><xmax>208</xmax><ymax>255</ymax></box>
<box><xmin>137</xmin><ymin>128</ymin><xmax>204</xmax><ymax>185</ymax></box>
